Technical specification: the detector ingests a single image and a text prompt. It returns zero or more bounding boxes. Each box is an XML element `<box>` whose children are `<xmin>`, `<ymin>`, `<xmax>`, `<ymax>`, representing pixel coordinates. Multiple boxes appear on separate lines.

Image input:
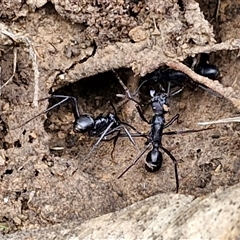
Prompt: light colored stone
<box><xmin>2</xmin><ymin>183</ymin><xmax>240</xmax><ymax>240</ymax></box>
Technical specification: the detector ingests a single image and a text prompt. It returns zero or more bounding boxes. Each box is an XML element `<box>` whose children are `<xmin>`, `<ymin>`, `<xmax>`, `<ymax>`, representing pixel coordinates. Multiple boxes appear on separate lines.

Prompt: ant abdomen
<box><xmin>145</xmin><ymin>148</ymin><xmax>163</xmax><ymax>172</ymax></box>
<box><xmin>195</xmin><ymin>63</ymin><xmax>219</xmax><ymax>79</ymax></box>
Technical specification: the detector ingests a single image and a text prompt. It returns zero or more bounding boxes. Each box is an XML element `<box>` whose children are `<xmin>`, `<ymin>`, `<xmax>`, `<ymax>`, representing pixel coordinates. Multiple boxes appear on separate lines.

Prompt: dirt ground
<box><xmin>0</xmin><ymin>0</ymin><xmax>240</xmax><ymax>235</ymax></box>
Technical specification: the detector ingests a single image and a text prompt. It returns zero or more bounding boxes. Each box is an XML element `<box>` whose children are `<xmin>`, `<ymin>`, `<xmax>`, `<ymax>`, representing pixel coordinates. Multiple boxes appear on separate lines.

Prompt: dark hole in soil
<box><xmin>34</xmin><ymin>169</ymin><xmax>39</xmax><ymax>176</ymax></box>
<box><xmin>177</xmin><ymin>0</ymin><xmax>184</xmax><ymax>11</ymax></box>
<box><xmin>2</xmin><ymin>141</ymin><xmax>12</xmax><ymax>150</ymax></box>
<box><xmin>36</xmin><ymin>1</ymin><xmax>56</xmax><ymax>14</ymax></box>
<box><xmin>42</xmin><ymin>155</ymin><xmax>54</xmax><ymax>167</ymax></box>
<box><xmin>21</xmin><ymin>198</ymin><xmax>29</xmax><ymax>211</ymax></box>
<box><xmin>14</xmin><ymin>140</ymin><xmax>21</xmax><ymax>148</ymax></box>
<box><xmin>46</xmin><ymin>70</ymin><xmax>130</xmax><ymax>160</ymax></box>
<box><xmin>28</xmin><ymin>135</ymin><xmax>34</xmax><ymax>143</ymax></box>
<box><xmin>0</xmin><ymin>117</ymin><xmax>8</xmax><ymax>138</ymax></box>
<box><xmin>4</xmin><ymin>169</ymin><xmax>13</xmax><ymax>175</ymax></box>
<box><xmin>15</xmin><ymin>191</ymin><xmax>21</xmax><ymax>200</ymax></box>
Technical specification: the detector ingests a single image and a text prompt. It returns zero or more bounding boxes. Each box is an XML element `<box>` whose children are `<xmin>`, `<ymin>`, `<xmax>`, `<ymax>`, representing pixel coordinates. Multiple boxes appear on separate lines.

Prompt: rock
<box><xmin>2</xmin><ymin>183</ymin><xmax>240</xmax><ymax>239</ymax></box>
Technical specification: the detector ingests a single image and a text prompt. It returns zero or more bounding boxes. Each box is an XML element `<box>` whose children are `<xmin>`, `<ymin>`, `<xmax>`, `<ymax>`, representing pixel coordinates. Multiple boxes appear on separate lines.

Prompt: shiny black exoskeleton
<box><xmin>74</xmin><ymin>113</ymin><xmax>120</xmax><ymax>137</ymax></box>
<box><xmin>194</xmin><ymin>53</ymin><xmax>219</xmax><ymax>80</ymax></box>
<box><xmin>138</xmin><ymin>54</ymin><xmax>220</xmax><ymax>96</ymax></box>
<box><xmin>137</xmin><ymin>91</ymin><xmax>179</xmax><ymax>173</ymax></box>
<box><xmin>117</xmin><ymin>86</ymin><xmax>211</xmax><ymax>192</ymax></box>
<box><xmin>114</xmin><ymin>68</ymin><xmax>212</xmax><ymax>193</ymax></box>
<box><xmin>51</xmin><ymin>95</ymin><xmax>140</xmax><ymax>155</ymax></box>
<box><xmin>117</xmin><ymin>89</ymin><xmax>180</xmax><ymax>192</ymax></box>
<box><xmin>18</xmin><ymin>94</ymin><xmax>139</xmax><ymax>160</ymax></box>
<box><xmin>194</xmin><ymin>62</ymin><xmax>219</xmax><ymax>80</ymax></box>
<box><xmin>144</xmin><ymin>92</ymin><xmax>168</xmax><ymax>172</ymax></box>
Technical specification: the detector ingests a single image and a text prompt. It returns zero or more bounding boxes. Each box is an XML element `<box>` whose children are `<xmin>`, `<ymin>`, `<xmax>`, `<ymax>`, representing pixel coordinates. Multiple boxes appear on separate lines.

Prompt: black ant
<box><xmin>16</xmin><ymin>95</ymin><xmax>141</xmax><ymax>160</ymax></box>
<box><xmin>114</xmin><ymin>70</ymin><xmax>211</xmax><ymax>193</ymax></box>
<box><xmin>136</xmin><ymin>53</ymin><xmax>220</xmax><ymax>96</ymax></box>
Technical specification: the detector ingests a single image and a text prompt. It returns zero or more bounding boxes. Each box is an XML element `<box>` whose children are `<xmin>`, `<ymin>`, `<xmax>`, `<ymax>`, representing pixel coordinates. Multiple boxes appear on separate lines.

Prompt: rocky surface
<box><xmin>1</xmin><ymin>183</ymin><xmax>240</xmax><ymax>239</ymax></box>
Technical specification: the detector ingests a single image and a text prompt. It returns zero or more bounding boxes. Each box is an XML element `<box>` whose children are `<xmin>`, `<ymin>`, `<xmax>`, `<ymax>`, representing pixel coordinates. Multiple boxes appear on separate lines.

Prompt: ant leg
<box><xmin>167</xmin><ymin>81</ymin><xmax>171</xmax><ymax>97</ymax></box>
<box><xmin>102</xmin><ymin>122</ymin><xmax>140</xmax><ymax>149</ymax></box>
<box><xmin>118</xmin><ymin>132</ymin><xmax>148</xmax><ymax>139</ymax></box>
<box><xmin>108</xmin><ymin>101</ymin><xmax>118</xmax><ymax>116</ymax></box>
<box><xmin>113</xmin><ymin>69</ymin><xmax>142</xmax><ymax>106</ymax></box>
<box><xmin>107</xmin><ymin>101</ymin><xmax>143</xmax><ymax>147</ymax></box>
<box><xmin>113</xmin><ymin>69</ymin><xmax>151</xmax><ymax>124</ymax></box>
<box><xmin>164</xmin><ymin>114</ymin><xmax>180</xmax><ymax>129</ymax></box>
<box><xmin>121</xmin><ymin>125</ymin><xmax>138</xmax><ymax>147</ymax></box>
<box><xmin>197</xmin><ymin>84</ymin><xmax>223</xmax><ymax>98</ymax></box>
<box><xmin>170</xmin><ymin>87</ymin><xmax>184</xmax><ymax>96</ymax></box>
<box><xmin>116</xmin><ymin>93</ymin><xmax>141</xmax><ymax>106</ymax></box>
<box><xmin>136</xmin><ymin>105</ymin><xmax>150</xmax><ymax>124</ymax></box>
<box><xmin>81</xmin><ymin>121</ymin><xmax>115</xmax><ymax>162</ymax></box>
<box><xmin>13</xmin><ymin>95</ymin><xmax>71</xmax><ymax>129</ymax></box>
<box><xmin>118</xmin><ymin>143</ymin><xmax>151</xmax><ymax>179</ymax></box>
<box><xmin>120</xmin><ymin>121</ymin><xmax>147</xmax><ymax>148</ymax></box>
<box><xmin>101</xmin><ymin>124</ymin><xmax>138</xmax><ymax>148</ymax></box>
<box><xmin>162</xmin><ymin>126</ymin><xmax>213</xmax><ymax>136</ymax></box>
<box><xmin>113</xmin><ymin>69</ymin><xmax>133</xmax><ymax>100</ymax></box>
<box><xmin>51</xmin><ymin>95</ymin><xmax>81</xmax><ymax>119</ymax></box>
<box><xmin>110</xmin><ymin>130</ymin><xmax>121</xmax><ymax>160</ymax></box>
<box><xmin>159</xmin><ymin>145</ymin><xmax>179</xmax><ymax>193</ymax></box>
<box><xmin>81</xmin><ymin>120</ymin><xmax>141</xmax><ymax>163</ymax></box>
<box><xmin>120</xmin><ymin>121</ymin><xmax>144</xmax><ymax>135</ymax></box>
<box><xmin>133</xmin><ymin>79</ymin><xmax>148</xmax><ymax>95</ymax></box>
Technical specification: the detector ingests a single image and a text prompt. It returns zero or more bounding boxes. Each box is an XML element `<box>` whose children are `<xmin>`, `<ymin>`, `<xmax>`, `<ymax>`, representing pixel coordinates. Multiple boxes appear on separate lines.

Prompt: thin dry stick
<box><xmin>0</xmin><ymin>29</ymin><xmax>39</xmax><ymax>107</ymax></box>
<box><xmin>27</xmin><ymin>38</ymin><xmax>39</xmax><ymax>107</ymax></box>
<box><xmin>0</xmin><ymin>47</ymin><xmax>17</xmax><ymax>91</ymax></box>
<box><xmin>214</xmin><ymin>0</ymin><xmax>221</xmax><ymax>20</ymax></box>
<box><xmin>166</xmin><ymin>61</ymin><xmax>240</xmax><ymax>110</ymax></box>
<box><xmin>189</xmin><ymin>38</ymin><xmax>240</xmax><ymax>56</ymax></box>
<box><xmin>198</xmin><ymin>117</ymin><xmax>240</xmax><ymax>125</ymax></box>
<box><xmin>0</xmin><ymin>66</ymin><xmax>1</xmax><ymax>95</ymax></box>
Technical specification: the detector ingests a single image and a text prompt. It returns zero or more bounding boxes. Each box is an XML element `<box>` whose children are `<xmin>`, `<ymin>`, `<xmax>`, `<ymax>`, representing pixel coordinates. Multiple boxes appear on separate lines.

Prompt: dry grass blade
<box><xmin>0</xmin><ymin>26</ymin><xmax>39</xmax><ymax>107</ymax></box>
<box><xmin>198</xmin><ymin>117</ymin><xmax>240</xmax><ymax>125</ymax></box>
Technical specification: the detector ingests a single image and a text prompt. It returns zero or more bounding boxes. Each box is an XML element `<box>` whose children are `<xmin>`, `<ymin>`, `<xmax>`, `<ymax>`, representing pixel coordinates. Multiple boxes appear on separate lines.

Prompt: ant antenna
<box><xmin>13</xmin><ymin>95</ymin><xmax>77</xmax><ymax>129</ymax></box>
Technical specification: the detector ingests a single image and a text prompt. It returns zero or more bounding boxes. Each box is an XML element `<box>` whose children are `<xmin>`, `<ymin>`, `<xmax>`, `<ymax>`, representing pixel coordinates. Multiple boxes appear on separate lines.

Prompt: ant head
<box><xmin>159</xmin><ymin>93</ymin><xmax>169</xmax><ymax>112</ymax></box>
<box><xmin>151</xmin><ymin>90</ymin><xmax>169</xmax><ymax>113</ymax></box>
<box><xmin>151</xmin><ymin>90</ymin><xmax>169</xmax><ymax>104</ymax></box>
<box><xmin>73</xmin><ymin>115</ymin><xmax>94</xmax><ymax>133</ymax></box>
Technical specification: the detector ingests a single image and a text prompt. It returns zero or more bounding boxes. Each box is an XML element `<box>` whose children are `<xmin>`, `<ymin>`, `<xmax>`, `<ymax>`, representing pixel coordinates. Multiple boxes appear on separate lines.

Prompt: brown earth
<box><xmin>0</xmin><ymin>0</ymin><xmax>240</xmax><ymax>235</ymax></box>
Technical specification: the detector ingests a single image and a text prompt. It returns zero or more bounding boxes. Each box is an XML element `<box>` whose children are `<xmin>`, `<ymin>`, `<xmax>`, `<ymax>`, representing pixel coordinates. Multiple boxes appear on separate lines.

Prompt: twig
<box><xmin>27</xmin><ymin>38</ymin><xmax>39</xmax><ymax>107</ymax></box>
<box><xmin>187</xmin><ymin>39</ymin><xmax>240</xmax><ymax>56</ymax></box>
<box><xmin>214</xmin><ymin>0</ymin><xmax>221</xmax><ymax>21</ymax></box>
<box><xmin>198</xmin><ymin>117</ymin><xmax>240</xmax><ymax>125</ymax></box>
<box><xmin>166</xmin><ymin>60</ymin><xmax>240</xmax><ymax>110</ymax></box>
<box><xmin>0</xmin><ymin>47</ymin><xmax>17</xmax><ymax>91</ymax></box>
<box><xmin>0</xmin><ymin>66</ymin><xmax>1</xmax><ymax>95</ymax></box>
